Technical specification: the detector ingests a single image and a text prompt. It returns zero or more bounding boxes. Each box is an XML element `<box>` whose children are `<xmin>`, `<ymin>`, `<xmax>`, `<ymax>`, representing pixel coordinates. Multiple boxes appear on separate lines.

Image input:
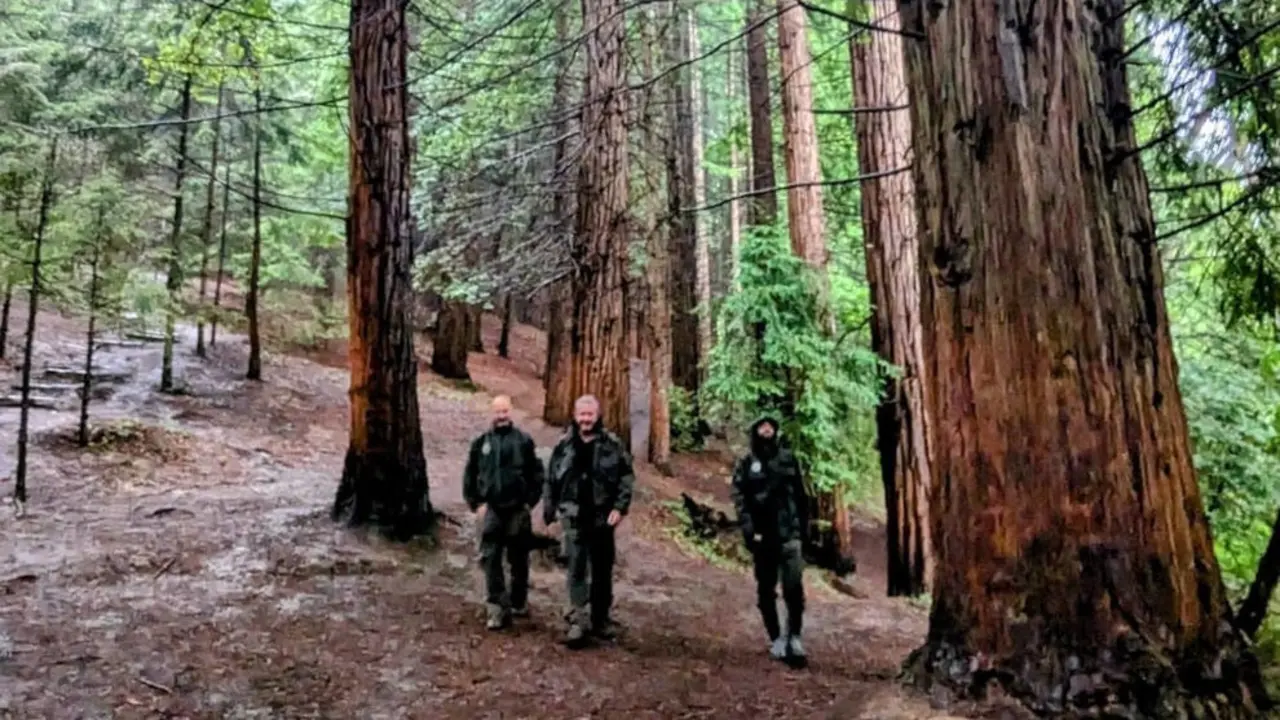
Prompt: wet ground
<box><xmin>0</xmin><ymin>302</ymin><xmax>961</xmax><ymax>719</ymax></box>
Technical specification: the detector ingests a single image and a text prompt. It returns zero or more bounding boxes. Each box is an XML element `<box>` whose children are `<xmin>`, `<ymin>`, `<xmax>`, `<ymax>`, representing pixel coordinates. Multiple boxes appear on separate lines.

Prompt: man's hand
<box><xmin>475</xmin><ymin>503</ymin><xmax>487</xmax><ymax>519</ymax></box>
<box><xmin>607</xmin><ymin>509</ymin><xmax>623</xmax><ymax>528</ymax></box>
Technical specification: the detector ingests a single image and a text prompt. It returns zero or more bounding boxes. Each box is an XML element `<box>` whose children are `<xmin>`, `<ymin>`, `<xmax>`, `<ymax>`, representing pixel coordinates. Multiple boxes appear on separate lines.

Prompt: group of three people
<box><xmin>462</xmin><ymin>394</ymin><xmax>809</xmax><ymax>664</ymax></box>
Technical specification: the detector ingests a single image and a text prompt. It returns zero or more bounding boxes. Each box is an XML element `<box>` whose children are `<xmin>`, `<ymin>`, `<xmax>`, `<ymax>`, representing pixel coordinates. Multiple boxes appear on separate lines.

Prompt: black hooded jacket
<box><xmin>730</xmin><ymin>416</ymin><xmax>809</xmax><ymax>546</ymax></box>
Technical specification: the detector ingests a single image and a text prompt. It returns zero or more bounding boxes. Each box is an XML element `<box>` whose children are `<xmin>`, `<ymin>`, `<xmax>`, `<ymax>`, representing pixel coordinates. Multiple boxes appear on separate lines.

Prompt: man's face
<box><xmin>492</xmin><ymin>398</ymin><xmax>512</xmax><ymax>426</ymax></box>
<box><xmin>575</xmin><ymin>403</ymin><xmax>599</xmax><ymax>436</ymax></box>
<box><xmin>756</xmin><ymin>422</ymin><xmax>776</xmax><ymax>440</ymax></box>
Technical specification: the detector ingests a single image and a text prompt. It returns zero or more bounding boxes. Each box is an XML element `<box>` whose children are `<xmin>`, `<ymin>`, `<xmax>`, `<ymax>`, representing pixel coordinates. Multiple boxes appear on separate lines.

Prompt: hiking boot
<box><xmin>590</xmin><ymin>619</ymin><xmax>619</xmax><ymax>641</ymax></box>
<box><xmin>785</xmin><ymin>634</ymin><xmax>807</xmax><ymax>668</ymax></box>
<box><xmin>565</xmin><ymin>623</ymin><xmax>588</xmax><ymax>649</ymax></box>
<box><xmin>769</xmin><ymin>636</ymin><xmax>788</xmax><ymax>660</ymax></box>
<box><xmin>510</xmin><ymin>604</ymin><xmax>530</xmax><ymax>619</ymax></box>
<box><xmin>485</xmin><ymin>604</ymin><xmax>508</xmax><ymax>631</ymax></box>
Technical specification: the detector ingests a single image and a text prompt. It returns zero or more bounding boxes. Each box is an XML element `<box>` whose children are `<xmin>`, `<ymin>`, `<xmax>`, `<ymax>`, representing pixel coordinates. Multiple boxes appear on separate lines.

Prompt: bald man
<box><xmin>463</xmin><ymin>395</ymin><xmax>545</xmax><ymax>630</ymax></box>
<box><xmin>543</xmin><ymin>394</ymin><xmax>635</xmax><ymax>647</ymax></box>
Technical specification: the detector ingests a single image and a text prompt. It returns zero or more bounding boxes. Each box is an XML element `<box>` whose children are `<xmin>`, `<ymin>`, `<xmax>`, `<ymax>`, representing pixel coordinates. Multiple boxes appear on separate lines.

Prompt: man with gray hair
<box><xmin>543</xmin><ymin>394</ymin><xmax>635</xmax><ymax>648</ymax></box>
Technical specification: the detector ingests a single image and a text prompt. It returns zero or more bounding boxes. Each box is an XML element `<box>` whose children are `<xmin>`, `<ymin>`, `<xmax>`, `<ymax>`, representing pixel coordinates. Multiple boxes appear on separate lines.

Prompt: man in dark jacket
<box><xmin>543</xmin><ymin>394</ymin><xmax>635</xmax><ymax>648</ymax></box>
<box><xmin>730</xmin><ymin>415</ymin><xmax>809</xmax><ymax>666</ymax></box>
<box><xmin>463</xmin><ymin>395</ymin><xmax>545</xmax><ymax>630</ymax></box>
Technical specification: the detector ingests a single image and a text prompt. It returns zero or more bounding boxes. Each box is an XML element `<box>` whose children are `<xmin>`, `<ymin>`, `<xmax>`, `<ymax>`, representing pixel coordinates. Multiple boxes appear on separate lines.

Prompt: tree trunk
<box><xmin>161</xmin><ymin>75</ymin><xmax>193</xmax><ymax>393</ymax></box>
<box><xmin>745</xmin><ymin>0</ymin><xmax>777</xmax><ymax>227</ymax></box>
<box><xmin>246</xmin><ymin>78</ymin><xmax>264</xmax><ymax>381</ymax></box>
<box><xmin>79</xmin><ymin>232</ymin><xmax>102</xmax><ymax>447</ymax></box>
<box><xmin>901</xmin><ymin>0</ymin><xmax>1269</xmax><ymax>713</ymax></box>
<box><xmin>570</xmin><ymin>0</ymin><xmax>630</xmax><ymax>443</ymax></box>
<box><xmin>688</xmin><ymin>8</ymin><xmax>711</xmax><ymax>383</ymax></box>
<box><xmin>641</xmin><ymin>2</ymin><xmax>673</xmax><ymax>473</ymax></box>
<box><xmin>851</xmin><ymin>0</ymin><xmax>932</xmax><ymax>598</ymax></box>
<box><xmin>13</xmin><ymin>138</ymin><xmax>56</xmax><ymax>513</ymax></box>
<box><xmin>332</xmin><ymin>0</ymin><xmax>433</xmax><ymax>539</ymax></box>
<box><xmin>775</xmin><ymin>0</ymin><xmax>824</xmax><ymax>268</ymax></box>
<box><xmin>668</xmin><ymin>1</ymin><xmax>699</xmax><ymax>396</ymax></box>
<box><xmin>196</xmin><ymin>79</ymin><xmax>224</xmax><ymax>359</ymax></box>
<box><xmin>468</xmin><ymin>306</ymin><xmax>484</xmax><ymax>353</ymax></box>
<box><xmin>1235</xmin><ymin>506</ymin><xmax>1280</xmax><ymax>638</ymax></box>
<box><xmin>0</xmin><ymin>283</ymin><xmax>12</xmax><ymax>359</ymax></box>
<box><xmin>431</xmin><ymin>300</ymin><xmax>472</xmax><ymax>380</ymax></box>
<box><xmin>543</xmin><ymin>5</ymin><xmax>577</xmax><ymax>428</ymax></box>
<box><xmin>210</xmin><ymin>161</ymin><xmax>231</xmax><ymax>348</ymax></box>
<box><xmin>498</xmin><ymin>294</ymin><xmax>513</xmax><ymax>359</ymax></box>
<box><xmin>727</xmin><ymin>47</ymin><xmax>743</xmax><ymax>291</ymax></box>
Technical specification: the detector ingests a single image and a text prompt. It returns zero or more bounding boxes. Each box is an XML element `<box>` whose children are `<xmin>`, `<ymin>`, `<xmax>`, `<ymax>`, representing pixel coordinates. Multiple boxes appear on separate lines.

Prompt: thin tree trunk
<box><xmin>745</xmin><ymin>0</ymin><xmax>777</xmax><ymax>227</ymax></box>
<box><xmin>727</xmin><ymin>47</ymin><xmax>743</xmax><ymax>291</ymax></box>
<box><xmin>851</xmin><ymin>0</ymin><xmax>932</xmax><ymax>597</ymax></box>
<box><xmin>161</xmin><ymin>75</ymin><xmax>193</xmax><ymax>393</ymax></box>
<box><xmin>469</xmin><ymin>306</ymin><xmax>484</xmax><ymax>353</ymax></box>
<box><xmin>642</xmin><ymin>2</ymin><xmax>673</xmax><ymax>473</ymax></box>
<box><xmin>901</xmin><ymin>0</ymin><xmax>1268</xmax><ymax>712</ymax></box>
<box><xmin>571</xmin><ymin>0</ymin><xmax>631</xmax><ymax>442</ymax></box>
<box><xmin>332</xmin><ymin>0</ymin><xmax>433</xmax><ymax>539</ymax></box>
<box><xmin>210</xmin><ymin>161</ymin><xmax>231</xmax><ymax>347</ymax></box>
<box><xmin>498</xmin><ymin>294</ymin><xmax>513</xmax><ymax>359</ymax></box>
<box><xmin>79</xmin><ymin>229</ymin><xmax>102</xmax><ymax>447</ymax></box>
<box><xmin>688</xmin><ymin>8</ymin><xmax>710</xmax><ymax>382</ymax></box>
<box><xmin>543</xmin><ymin>5</ymin><xmax>577</xmax><ymax>427</ymax></box>
<box><xmin>13</xmin><ymin>138</ymin><xmax>57</xmax><ymax>513</ymax></box>
<box><xmin>0</xmin><ymin>283</ymin><xmax>12</xmax><ymax>359</ymax></box>
<box><xmin>246</xmin><ymin>77</ymin><xmax>264</xmax><ymax>381</ymax></box>
<box><xmin>1235</xmin><ymin>506</ymin><xmax>1280</xmax><ymax>638</ymax></box>
<box><xmin>196</xmin><ymin>79</ymin><xmax>225</xmax><ymax>359</ymax></box>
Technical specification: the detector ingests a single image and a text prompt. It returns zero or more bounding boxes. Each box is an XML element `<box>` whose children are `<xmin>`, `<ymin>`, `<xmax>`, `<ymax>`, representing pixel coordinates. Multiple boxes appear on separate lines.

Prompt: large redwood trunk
<box><xmin>668</xmin><ymin>2</ymin><xmax>699</xmax><ymax>395</ymax></box>
<box><xmin>570</xmin><ymin>0</ymin><xmax>630</xmax><ymax>443</ymax></box>
<box><xmin>542</xmin><ymin>6</ymin><xmax>576</xmax><ymax>428</ymax></box>
<box><xmin>642</xmin><ymin>2</ymin><xmax>673</xmax><ymax>473</ymax></box>
<box><xmin>745</xmin><ymin>0</ymin><xmax>777</xmax><ymax>226</ymax></box>
<box><xmin>851</xmin><ymin>0</ymin><xmax>932</xmax><ymax>598</ymax></box>
<box><xmin>902</xmin><ymin>0</ymin><xmax>1267</xmax><ymax>713</ymax></box>
<box><xmin>332</xmin><ymin>0</ymin><xmax>433</xmax><ymax>539</ymax></box>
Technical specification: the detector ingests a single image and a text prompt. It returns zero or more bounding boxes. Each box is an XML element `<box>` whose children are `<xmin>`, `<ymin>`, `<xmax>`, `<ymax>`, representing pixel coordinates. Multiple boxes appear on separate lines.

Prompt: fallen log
<box><xmin>124</xmin><ymin>331</ymin><xmax>166</xmax><ymax>343</ymax></box>
<box><xmin>41</xmin><ymin>367</ymin><xmax>131</xmax><ymax>383</ymax></box>
<box><xmin>95</xmin><ymin>339</ymin><xmax>148</xmax><ymax>350</ymax></box>
<box><xmin>9</xmin><ymin>382</ymin><xmax>79</xmax><ymax>394</ymax></box>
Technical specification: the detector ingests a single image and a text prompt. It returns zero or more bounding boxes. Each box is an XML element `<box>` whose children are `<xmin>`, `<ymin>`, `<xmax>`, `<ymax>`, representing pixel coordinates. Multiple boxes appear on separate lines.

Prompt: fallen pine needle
<box><xmin>137</xmin><ymin>676</ymin><xmax>172</xmax><ymax>694</ymax></box>
<box><xmin>153</xmin><ymin>557</ymin><xmax>177</xmax><ymax>579</ymax></box>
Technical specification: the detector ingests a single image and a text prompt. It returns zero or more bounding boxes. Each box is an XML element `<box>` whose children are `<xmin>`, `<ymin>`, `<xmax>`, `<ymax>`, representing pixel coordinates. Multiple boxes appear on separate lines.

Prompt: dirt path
<box><xmin>0</xmin><ymin>305</ymin><xmax>951</xmax><ymax>719</ymax></box>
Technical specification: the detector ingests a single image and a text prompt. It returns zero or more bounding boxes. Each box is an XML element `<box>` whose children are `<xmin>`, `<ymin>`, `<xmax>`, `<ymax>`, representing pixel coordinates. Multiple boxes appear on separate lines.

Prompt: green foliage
<box><xmin>702</xmin><ymin>225</ymin><xmax>882</xmax><ymax>501</ymax></box>
<box><xmin>668</xmin><ymin>385</ymin><xmax>701</xmax><ymax>453</ymax></box>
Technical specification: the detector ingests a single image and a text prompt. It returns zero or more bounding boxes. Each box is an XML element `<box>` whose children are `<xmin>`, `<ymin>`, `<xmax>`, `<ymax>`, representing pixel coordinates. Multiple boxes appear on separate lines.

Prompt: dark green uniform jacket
<box><xmin>463</xmin><ymin>425</ymin><xmax>544</xmax><ymax>512</ymax></box>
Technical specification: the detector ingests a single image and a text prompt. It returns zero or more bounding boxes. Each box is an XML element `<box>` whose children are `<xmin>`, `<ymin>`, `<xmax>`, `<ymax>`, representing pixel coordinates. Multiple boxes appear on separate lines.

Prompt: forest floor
<box><xmin>0</xmin><ymin>300</ymin><xmax>989</xmax><ymax>720</ymax></box>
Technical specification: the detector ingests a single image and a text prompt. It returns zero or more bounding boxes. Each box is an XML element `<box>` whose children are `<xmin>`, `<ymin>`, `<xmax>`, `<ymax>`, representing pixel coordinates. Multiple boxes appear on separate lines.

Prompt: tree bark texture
<box><xmin>688</xmin><ymin>8</ymin><xmax>711</xmax><ymax>384</ymax></box>
<box><xmin>570</xmin><ymin>0</ymin><xmax>631</xmax><ymax>444</ymax></box>
<box><xmin>210</xmin><ymin>161</ymin><xmax>231</xmax><ymax>348</ymax></box>
<box><xmin>668</xmin><ymin>0</ymin><xmax>700</xmax><ymax>395</ymax></box>
<box><xmin>901</xmin><ymin>0</ymin><xmax>1268</xmax><ymax>713</ymax></box>
<box><xmin>851</xmin><ymin>0</ymin><xmax>932</xmax><ymax>598</ymax></box>
<box><xmin>745</xmin><ymin>0</ymin><xmax>777</xmax><ymax>227</ymax></box>
<box><xmin>641</xmin><ymin>3</ymin><xmax>673</xmax><ymax>473</ymax></box>
<box><xmin>775</xmin><ymin>0</ymin><xmax>825</xmax><ymax>268</ymax></box>
<box><xmin>542</xmin><ymin>5</ymin><xmax>577</xmax><ymax>428</ymax></box>
<box><xmin>1235</xmin><ymin>506</ymin><xmax>1280</xmax><ymax>639</ymax></box>
<box><xmin>332</xmin><ymin>0</ymin><xmax>433</xmax><ymax>539</ymax></box>
<box><xmin>727</xmin><ymin>46</ymin><xmax>743</xmax><ymax>291</ymax></box>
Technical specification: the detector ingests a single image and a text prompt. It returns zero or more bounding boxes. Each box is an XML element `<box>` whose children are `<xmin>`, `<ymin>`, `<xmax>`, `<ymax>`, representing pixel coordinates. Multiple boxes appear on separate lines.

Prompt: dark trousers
<box><xmin>564</xmin><ymin>519</ymin><xmax>616</xmax><ymax>628</ymax></box>
<box><xmin>478</xmin><ymin>508</ymin><xmax>532</xmax><ymax>609</ymax></box>
<box><xmin>752</xmin><ymin>538</ymin><xmax>805</xmax><ymax>638</ymax></box>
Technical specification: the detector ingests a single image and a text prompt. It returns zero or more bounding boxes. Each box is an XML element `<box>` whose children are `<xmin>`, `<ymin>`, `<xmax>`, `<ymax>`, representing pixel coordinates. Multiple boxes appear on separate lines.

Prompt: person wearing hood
<box><xmin>730</xmin><ymin>415</ymin><xmax>810</xmax><ymax>666</ymax></box>
<box><xmin>463</xmin><ymin>395</ymin><xmax>545</xmax><ymax>630</ymax></box>
<box><xmin>543</xmin><ymin>394</ymin><xmax>635</xmax><ymax>648</ymax></box>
